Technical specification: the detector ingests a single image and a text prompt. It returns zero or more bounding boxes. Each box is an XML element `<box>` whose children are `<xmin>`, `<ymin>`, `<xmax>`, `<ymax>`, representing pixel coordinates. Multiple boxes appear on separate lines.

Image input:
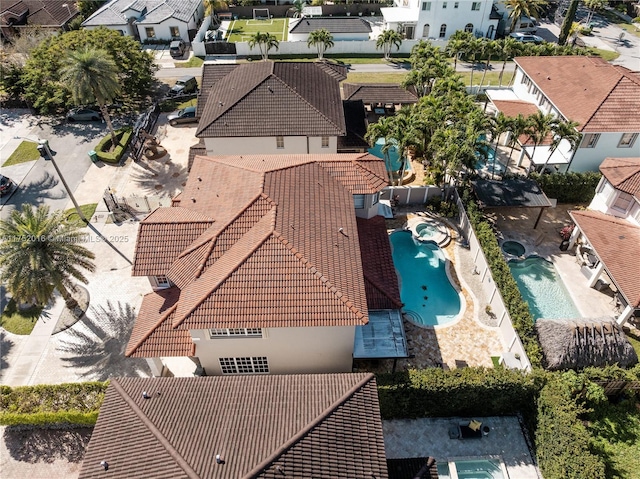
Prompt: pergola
<box><xmin>472</xmin><ymin>178</ymin><xmax>553</xmax><ymax>229</ymax></box>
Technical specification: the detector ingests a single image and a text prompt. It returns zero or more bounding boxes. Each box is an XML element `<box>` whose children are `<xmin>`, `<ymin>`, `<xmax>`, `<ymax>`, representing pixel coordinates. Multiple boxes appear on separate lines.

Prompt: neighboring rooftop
<box><xmin>472</xmin><ymin>178</ymin><xmax>552</xmax><ymax>209</ymax></box>
<box><xmin>599</xmin><ymin>157</ymin><xmax>640</xmax><ymax>200</ymax></box>
<box><xmin>342</xmin><ymin>83</ymin><xmax>418</xmax><ymax>105</ymax></box>
<box><xmin>490</xmin><ymin>99</ymin><xmax>539</xmax><ymax>119</ymax></box>
<box><xmin>289</xmin><ymin>16</ymin><xmax>372</xmax><ymax>33</ymax></box>
<box><xmin>78</xmin><ymin>374</ymin><xmax>389</xmax><ymax>479</ymax></box>
<box><xmin>0</xmin><ymin>0</ymin><xmax>77</xmax><ymax>33</ymax></box>
<box><xmin>82</xmin><ymin>0</ymin><xmax>200</xmax><ymax>27</ymax></box>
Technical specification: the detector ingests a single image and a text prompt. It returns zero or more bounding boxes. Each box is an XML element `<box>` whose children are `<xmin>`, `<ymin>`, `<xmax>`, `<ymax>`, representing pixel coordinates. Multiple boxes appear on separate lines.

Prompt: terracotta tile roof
<box><xmin>357</xmin><ymin>216</ymin><xmax>402</xmax><ymax>309</ymax></box>
<box><xmin>570</xmin><ymin>210</ymin><xmax>640</xmax><ymax>308</ymax></box>
<box><xmin>196</xmin><ymin>62</ymin><xmax>346</xmax><ymax>138</ymax></box>
<box><xmin>78</xmin><ymin>374</ymin><xmax>388</xmax><ymax>479</ymax></box>
<box><xmin>491</xmin><ymin>99</ymin><xmax>539</xmax><ymax>118</ymax></box>
<box><xmin>342</xmin><ymin>83</ymin><xmax>418</xmax><ymax>104</ymax></box>
<box><xmin>600</xmin><ymin>157</ymin><xmax>640</xmax><ymax>199</ymax></box>
<box><xmin>289</xmin><ymin>16</ymin><xmax>372</xmax><ymax>33</ymax></box>
<box><xmin>187</xmin><ymin>140</ymin><xmax>207</xmax><ymax>172</ymax></box>
<box><xmin>132</xmin><ymin>207</ymin><xmax>214</xmax><ymax>276</ymax></box>
<box><xmin>514</xmin><ymin>56</ymin><xmax>640</xmax><ymax>132</ymax></box>
<box><xmin>1</xmin><ymin>0</ymin><xmax>77</xmax><ymax>28</ymax></box>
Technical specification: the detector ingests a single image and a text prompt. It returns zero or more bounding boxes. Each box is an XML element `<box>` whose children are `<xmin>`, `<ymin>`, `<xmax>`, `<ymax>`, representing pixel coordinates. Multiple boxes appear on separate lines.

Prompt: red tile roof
<box><xmin>78</xmin><ymin>374</ymin><xmax>388</xmax><ymax>479</ymax></box>
<box><xmin>600</xmin><ymin>157</ymin><xmax>640</xmax><ymax>199</ymax></box>
<box><xmin>514</xmin><ymin>56</ymin><xmax>640</xmax><ymax>132</ymax></box>
<box><xmin>196</xmin><ymin>62</ymin><xmax>346</xmax><ymax>138</ymax></box>
<box><xmin>491</xmin><ymin>99</ymin><xmax>539</xmax><ymax>118</ymax></box>
<box><xmin>570</xmin><ymin>210</ymin><xmax>640</xmax><ymax>308</ymax></box>
<box><xmin>129</xmin><ymin>154</ymin><xmax>389</xmax><ymax>355</ymax></box>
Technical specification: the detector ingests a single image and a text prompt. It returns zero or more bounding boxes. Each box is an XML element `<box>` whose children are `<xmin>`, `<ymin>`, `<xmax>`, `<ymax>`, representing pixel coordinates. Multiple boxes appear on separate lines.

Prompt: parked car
<box><xmin>169</xmin><ymin>75</ymin><xmax>198</xmax><ymax>96</ymax></box>
<box><xmin>0</xmin><ymin>174</ymin><xmax>15</xmax><ymax>196</ymax></box>
<box><xmin>168</xmin><ymin>106</ymin><xmax>197</xmax><ymax>126</ymax></box>
<box><xmin>509</xmin><ymin>33</ymin><xmax>544</xmax><ymax>43</ymax></box>
<box><xmin>512</xmin><ymin>16</ymin><xmax>538</xmax><ymax>34</ymax></box>
<box><xmin>67</xmin><ymin>107</ymin><xmax>102</xmax><ymax>122</ymax></box>
<box><xmin>169</xmin><ymin>39</ymin><xmax>186</xmax><ymax>58</ymax></box>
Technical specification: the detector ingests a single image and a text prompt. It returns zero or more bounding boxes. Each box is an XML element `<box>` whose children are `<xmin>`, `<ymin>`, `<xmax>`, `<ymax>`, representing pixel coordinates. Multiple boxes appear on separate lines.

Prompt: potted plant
<box><xmin>559</xmin><ymin>224</ymin><xmax>574</xmax><ymax>251</ymax></box>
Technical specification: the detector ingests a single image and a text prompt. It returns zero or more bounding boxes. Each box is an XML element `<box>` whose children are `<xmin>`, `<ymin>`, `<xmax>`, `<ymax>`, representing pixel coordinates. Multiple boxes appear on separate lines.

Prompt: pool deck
<box><xmin>383</xmin><ymin>416</ymin><xmax>541</xmax><ymax>478</ymax></box>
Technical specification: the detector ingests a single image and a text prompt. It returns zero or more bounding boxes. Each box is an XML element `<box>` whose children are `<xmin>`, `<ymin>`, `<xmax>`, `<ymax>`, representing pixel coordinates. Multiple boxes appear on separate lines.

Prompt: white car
<box><xmin>510</xmin><ymin>33</ymin><xmax>544</xmax><ymax>44</ymax></box>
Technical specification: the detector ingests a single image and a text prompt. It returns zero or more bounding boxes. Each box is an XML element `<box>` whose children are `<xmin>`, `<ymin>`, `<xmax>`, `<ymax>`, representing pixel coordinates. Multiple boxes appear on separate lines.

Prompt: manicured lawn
<box><xmin>0</xmin><ymin>299</ymin><xmax>42</xmax><ymax>335</ymax></box>
<box><xmin>463</xmin><ymin>71</ymin><xmax>515</xmax><ymax>87</ymax></box>
<box><xmin>625</xmin><ymin>328</ymin><xmax>640</xmax><ymax>358</ymax></box>
<box><xmin>175</xmin><ymin>56</ymin><xmax>204</xmax><ymax>67</ymax></box>
<box><xmin>64</xmin><ymin>203</ymin><xmax>98</xmax><ymax>224</ymax></box>
<box><xmin>346</xmin><ymin>72</ymin><xmax>408</xmax><ymax>84</ymax></box>
<box><xmin>226</xmin><ymin>18</ymin><xmax>288</xmax><ymax>42</ymax></box>
<box><xmin>588</xmin><ymin>48</ymin><xmax>621</xmax><ymax>61</ymax></box>
<box><xmin>3</xmin><ymin>141</ymin><xmax>40</xmax><ymax>167</ymax></box>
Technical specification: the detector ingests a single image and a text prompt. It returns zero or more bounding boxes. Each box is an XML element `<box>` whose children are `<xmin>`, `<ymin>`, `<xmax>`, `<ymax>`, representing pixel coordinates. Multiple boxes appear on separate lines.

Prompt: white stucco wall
<box><xmin>570</xmin><ymin>133</ymin><xmax>640</xmax><ymax>172</ymax></box>
<box><xmin>203</xmin><ymin>136</ymin><xmax>338</xmax><ymax>155</ymax></box>
<box><xmin>138</xmin><ymin>19</ymin><xmax>192</xmax><ymax>43</ymax></box>
<box><xmin>354</xmin><ymin>193</ymin><xmax>382</xmax><ymax>219</ymax></box>
<box><xmin>191</xmin><ymin>326</ymin><xmax>356</xmax><ymax>375</ymax></box>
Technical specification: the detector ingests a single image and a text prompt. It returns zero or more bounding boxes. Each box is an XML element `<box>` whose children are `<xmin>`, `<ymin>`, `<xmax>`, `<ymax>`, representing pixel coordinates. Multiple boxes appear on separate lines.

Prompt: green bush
<box><xmin>0</xmin><ymin>382</ymin><xmax>107</xmax><ymax>426</ymax></box>
<box><xmin>95</xmin><ymin>127</ymin><xmax>133</xmax><ymax>164</ymax></box>
<box><xmin>376</xmin><ymin>367</ymin><xmax>542</xmax><ymax>419</ymax></box>
<box><xmin>530</xmin><ymin>172</ymin><xmax>601</xmax><ymax>204</ymax></box>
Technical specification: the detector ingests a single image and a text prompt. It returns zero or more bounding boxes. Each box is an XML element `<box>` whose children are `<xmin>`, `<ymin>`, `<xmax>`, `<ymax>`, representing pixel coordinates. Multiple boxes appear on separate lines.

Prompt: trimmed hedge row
<box><xmin>0</xmin><ymin>382</ymin><xmax>107</xmax><ymax>426</ymax></box>
<box><xmin>530</xmin><ymin>171</ymin><xmax>601</xmax><ymax>204</ymax></box>
<box><xmin>463</xmin><ymin>189</ymin><xmax>543</xmax><ymax>366</ymax></box>
<box><xmin>95</xmin><ymin>127</ymin><xmax>132</xmax><ymax>164</ymax></box>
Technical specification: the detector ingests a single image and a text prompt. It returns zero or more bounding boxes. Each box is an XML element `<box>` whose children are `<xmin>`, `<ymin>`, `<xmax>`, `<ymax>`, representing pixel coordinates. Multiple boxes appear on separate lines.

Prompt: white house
<box><xmin>380</xmin><ymin>0</ymin><xmax>501</xmax><ymax>40</ymax></box>
<box><xmin>485</xmin><ymin>56</ymin><xmax>640</xmax><ymax>173</ymax></box>
<box><xmin>82</xmin><ymin>0</ymin><xmax>204</xmax><ymax>44</ymax></box>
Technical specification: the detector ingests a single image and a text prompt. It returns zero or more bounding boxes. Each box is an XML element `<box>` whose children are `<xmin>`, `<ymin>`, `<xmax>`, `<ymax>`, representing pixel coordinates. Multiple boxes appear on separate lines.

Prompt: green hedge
<box><xmin>376</xmin><ymin>367</ymin><xmax>543</xmax><ymax>419</ymax></box>
<box><xmin>95</xmin><ymin>127</ymin><xmax>132</xmax><ymax>164</ymax></box>
<box><xmin>462</xmin><ymin>189</ymin><xmax>542</xmax><ymax>366</ymax></box>
<box><xmin>0</xmin><ymin>382</ymin><xmax>107</xmax><ymax>426</ymax></box>
<box><xmin>530</xmin><ymin>172</ymin><xmax>601</xmax><ymax>204</ymax></box>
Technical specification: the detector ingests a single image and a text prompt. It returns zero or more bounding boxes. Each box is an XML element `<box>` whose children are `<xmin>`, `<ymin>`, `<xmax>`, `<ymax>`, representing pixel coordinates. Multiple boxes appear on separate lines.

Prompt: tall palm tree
<box><xmin>465</xmin><ymin>37</ymin><xmax>483</xmax><ymax>92</ymax></box>
<box><xmin>376</xmin><ymin>30</ymin><xmax>403</xmax><ymax>60</ymax></box>
<box><xmin>289</xmin><ymin>0</ymin><xmax>305</xmax><ymax>18</ymax></box>
<box><xmin>479</xmin><ymin>39</ymin><xmax>500</xmax><ymax>89</ymax></box>
<box><xmin>0</xmin><ymin>204</ymin><xmax>95</xmax><ymax>309</ymax></box>
<box><xmin>366</xmin><ymin>117</ymin><xmax>396</xmax><ymax>186</ymax></box>
<box><xmin>584</xmin><ymin>0</ymin><xmax>606</xmax><ymax>25</ymax></box>
<box><xmin>445</xmin><ymin>34</ymin><xmax>470</xmax><ymax>69</ymax></box>
<box><xmin>497</xmin><ymin>37</ymin><xmax>522</xmax><ymax>86</ymax></box>
<box><xmin>525</xmin><ymin>111</ymin><xmax>556</xmax><ymax>171</ymax></box>
<box><xmin>307</xmin><ymin>29</ymin><xmax>334</xmax><ymax>60</ymax></box>
<box><xmin>540</xmin><ymin>119</ymin><xmax>581</xmax><ymax>172</ymax></box>
<box><xmin>60</xmin><ymin>47</ymin><xmax>121</xmax><ymax>148</ymax></box>
<box><xmin>505</xmin><ymin>0</ymin><xmax>547</xmax><ymax>33</ymax></box>
<box><xmin>506</xmin><ymin>113</ymin><xmax>528</xmax><ymax>167</ymax></box>
<box><xmin>248</xmin><ymin>32</ymin><xmax>279</xmax><ymax>61</ymax></box>
<box><xmin>489</xmin><ymin>112</ymin><xmax>512</xmax><ymax>178</ymax></box>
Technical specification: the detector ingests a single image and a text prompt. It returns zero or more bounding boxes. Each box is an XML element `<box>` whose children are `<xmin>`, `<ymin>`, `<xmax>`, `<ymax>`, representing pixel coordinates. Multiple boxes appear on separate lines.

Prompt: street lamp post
<box><xmin>16</xmin><ymin>136</ymin><xmax>88</xmax><ymax>222</ymax></box>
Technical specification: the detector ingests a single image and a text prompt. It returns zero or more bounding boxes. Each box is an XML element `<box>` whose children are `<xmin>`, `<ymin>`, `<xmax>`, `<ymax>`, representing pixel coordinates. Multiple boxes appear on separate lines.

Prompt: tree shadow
<box><xmin>0</xmin><ymin>330</ymin><xmax>14</xmax><ymax>377</ymax></box>
<box><xmin>3</xmin><ymin>172</ymin><xmax>64</xmax><ymax>208</ymax></box>
<box><xmin>129</xmin><ymin>156</ymin><xmax>188</xmax><ymax>198</ymax></box>
<box><xmin>56</xmin><ymin>300</ymin><xmax>150</xmax><ymax>380</ymax></box>
<box><xmin>3</xmin><ymin>427</ymin><xmax>92</xmax><ymax>464</ymax></box>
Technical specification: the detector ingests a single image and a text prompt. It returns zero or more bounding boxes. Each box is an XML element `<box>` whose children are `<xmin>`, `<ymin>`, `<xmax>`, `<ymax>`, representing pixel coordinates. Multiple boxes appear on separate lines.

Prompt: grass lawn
<box><xmin>625</xmin><ymin>328</ymin><xmax>640</xmax><ymax>358</ymax></box>
<box><xmin>588</xmin><ymin>397</ymin><xmax>640</xmax><ymax>478</ymax></box>
<box><xmin>588</xmin><ymin>48</ymin><xmax>621</xmax><ymax>61</ymax></box>
<box><xmin>64</xmin><ymin>203</ymin><xmax>98</xmax><ymax>224</ymax></box>
<box><xmin>346</xmin><ymin>72</ymin><xmax>408</xmax><ymax>84</ymax></box>
<box><xmin>0</xmin><ymin>299</ymin><xmax>43</xmax><ymax>335</ymax></box>
<box><xmin>462</xmin><ymin>71</ymin><xmax>515</xmax><ymax>87</ymax></box>
<box><xmin>226</xmin><ymin>18</ymin><xmax>288</xmax><ymax>42</ymax></box>
<box><xmin>3</xmin><ymin>141</ymin><xmax>40</xmax><ymax>167</ymax></box>
<box><xmin>175</xmin><ymin>56</ymin><xmax>204</xmax><ymax>68</ymax></box>
<box><xmin>598</xmin><ymin>10</ymin><xmax>640</xmax><ymax>39</ymax></box>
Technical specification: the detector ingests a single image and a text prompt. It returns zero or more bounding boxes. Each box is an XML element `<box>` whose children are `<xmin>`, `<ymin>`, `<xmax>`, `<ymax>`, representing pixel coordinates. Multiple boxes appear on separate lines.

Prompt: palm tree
<box><xmin>289</xmin><ymin>0</ymin><xmax>305</xmax><ymax>17</ymax></box>
<box><xmin>445</xmin><ymin>34</ymin><xmax>471</xmax><ymax>69</ymax></box>
<box><xmin>479</xmin><ymin>39</ymin><xmax>500</xmax><ymax>89</ymax></box>
<box><xmin>525</xmin><ymin>111</ymin><xmax>556</xmax><ymax>171</ymax></box>
<box><xmin>307</xmin><ymin>29</ymin><xmax>334</xmax><ymax>60</ymax></box>
<box><xmin>505</xmin><ymin>113</ymin><xmax>528</xmax><ymax>167</ymax></box>
<box><xmin>248</xmin><ymin>32</ymin><xmax>279</xmax><ymax>61</ymax></box>
<box><xmin>60</xmin><ymin>47</ymin><xmax>121</xmax><ymax>148</ymax></box>
<box><xmin>465</xmin><ymin>37</ymin><xmax>483</xmax><ymax>92</ymax></box>
<box><xmin>0</xmin><ymin>204</ymin><xmax>95</xmax><ymax>309</ymax></box>
<box><xmin>489</xmin><ymin>112</ymin><xmax>512</xmax><ymax>178</ymax></box>
<box><xmin>376</xmin><ymin>30</ymin><xmax>403</xmax><ymax>60</ymax></box>
<box><xmin>497</xmin><ymin>37</ymin><xmax>522</xmax><ymax>86</ymax></box>
<box><xmin>366</xmin><ymin>117</ymin><xmax>396</xmax><ymax>186</ymax></box>
<box><xmin>540</xmin><ymin>119</ymin><xmax>581</xmax><ymax>172</ymax></box>
<box><xmin>584</xmin><ymin>0</ymin><xmax>606</xmax><ymax>25</ymax></box>
<box><xmin>505</xmin><ymin>0</ymin><xmax>547</xmax><ymax>33</ymax></box>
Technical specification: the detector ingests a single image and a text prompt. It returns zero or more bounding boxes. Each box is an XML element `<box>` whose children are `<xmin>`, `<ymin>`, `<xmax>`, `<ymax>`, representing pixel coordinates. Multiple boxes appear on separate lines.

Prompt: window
<box><xmin>612</xmin><ymin>192</ymin><xmax>633</xmax><ymax>213</ymax></box>
<box><xmin>439</xmin><ymin>24</ymin><xmax>447</xmax><ymax>38</ymax></box>
<box><xmin>145</xmin><ymin>27</ymin><xmax>155</xmax><ymax>38</ymax></box>
<box><xmin>276</xmin><ymin>136</ymin><xmax>284</xmax><ymax>149</ymax></box>
<box><xmin>633</xmin><ymin>205</ymin><xmax>640</xmax><ymax>223</ymax></box>
<box><xmin>321</xmin><ymin>136</ymin><xmax>330</xmax><ymax>148</ymax></box>
<box><xmin>209</xmin><ymin>328</ymin><xmax>263</xmax><ymax>338</ymax></box>
<box><xmin>422</xmin><ymin>24</ymin><xmax>430</xmax><ymax>37</ymax></box>
<box><xmin>155</xmin><ymin>275</ymin><xmax>170</xmax><ymax>288</ymax></box>
<box><xmin>442</xmin><ymin>2</ymin><xmax>447</xmax><ymax>8</ymax></box>
<box><xmin>169</xmin><ymin>26</ymin><xmax>180</xmax><ymax>38</ymax></box>
<box><xmin>454</xmin><ymin>1</ymin><xmax>459</xmax><ymax>7</ymax></box>
<box><xmin>618</xmin><ymin>133</ymin><xmax>638</xmax><ymax>148</ymax></box>
<box><xmin>421</xmin><ymin>1</ymin><xmax>431</xmax><ymax>10</ymax></box>
<box><xmin>219</xmin><ymin>357</ymin><xmax>269</xmax><ymax>374</ymax></box>
<box><xmin>471</xmin><ymin>2</ymin><xmax>481</xmax><ymax>10</ymax></box>
<box><xmin>580</xmin><ymin>133</ymin><xmax>600</xmax><ymax>148</ymax></box>
<box><xmin>354</xmin><ymin>194</ymin><xmax>365</xmax><ymax>209</ymax></box>
<box><xmin>464</xmin><ymin>23</ymin><xmax>473</xmax><ymax>33</ymax></box>
<box><xmin>372</xmin><ymin>192</ymin><xmax>379</xmax><ymax>206</ymax></box>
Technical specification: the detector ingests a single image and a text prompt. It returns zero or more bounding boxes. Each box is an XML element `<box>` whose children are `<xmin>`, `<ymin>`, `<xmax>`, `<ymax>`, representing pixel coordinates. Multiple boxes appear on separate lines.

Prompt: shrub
<box><xmin>0</xmin><ymin>382</ymin><xmax>107</xmax><ymax>426</ymax></box>
<box><xmin>95</xmin><ymin>127</ymin><xmax>133</xmax><ymax>164</ymax></box>
<box><xmin>530</xmin><ymin>171</ymin><xmax>601</xmax><ymax>204</ymax></box>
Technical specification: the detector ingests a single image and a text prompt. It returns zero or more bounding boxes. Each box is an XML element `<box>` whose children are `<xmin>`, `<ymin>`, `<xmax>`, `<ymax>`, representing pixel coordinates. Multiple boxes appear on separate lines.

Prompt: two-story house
<box><xmin>485</xmin><ymin>56</ymin><xmax>640</xmax><ymax>173</ymax></box>
<box><xmin>82</xmin><ymin>0</ymin><xmax>204</xmax><ymax>44</ymax></box>
<box><xmin>380</xmin><ymin>0</ymin><xmax>501</xmax><ymax>40</ymax></box>
<box><xmin>568</xmin><ymin>158</ymin><xmax>640</xmax><ymax>326</ymax></box>
<box><xmin>126</xmin><ymin>153</ymin><xmax>402</xmax><ymax>377</ymax></box>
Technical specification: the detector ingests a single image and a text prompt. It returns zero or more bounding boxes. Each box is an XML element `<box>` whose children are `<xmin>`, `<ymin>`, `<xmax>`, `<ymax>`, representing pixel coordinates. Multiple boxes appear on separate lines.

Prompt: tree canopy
<box><xmin>21</xmin><ymin>27</ymin><xmax>156</xmax><ymax>114</ymax></box>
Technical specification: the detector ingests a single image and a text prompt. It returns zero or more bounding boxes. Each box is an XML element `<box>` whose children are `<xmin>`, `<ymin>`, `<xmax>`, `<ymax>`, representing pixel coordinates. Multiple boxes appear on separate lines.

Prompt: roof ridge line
<box><xmin>364</xmin><ymin>272</ymin><xmax>403</xmax><ymax>308</ymax></box>
<box><xmin>109</xmin><ymin>379</ymin><xmax>201</xmax><ymax>479</ymax></box>
<box><xmin>125</xmin><ymin>299</ymin><xmax>179</xmax><ymax>357</ymax></box>
<box><xmin>242</xmin><ymin>373</ymin><xmax>375</xmax><ymax>479</ymax></box>
<box><xmin>581</xmin><ymin>75</ymin><xmax>624</xmax><ymax>131</ymax></box>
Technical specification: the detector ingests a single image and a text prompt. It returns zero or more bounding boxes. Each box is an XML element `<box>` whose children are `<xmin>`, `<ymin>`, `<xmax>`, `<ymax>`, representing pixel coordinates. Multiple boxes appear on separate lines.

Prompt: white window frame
<box><xmin>209</xmin><ymin>328</ymin><xmax>263</xmax><ymax>338</ymax></box>
<box><xmin>276</xmin><ymin>136</ymin><xmax>284</xmax><ymax>149</ymax></box>
<box><xmin>421</xmin><ymin>1</ymin><xmax>431</xmax><ymax>11</ymax></box>
<box><xmin>354</xmin><ymin>194</ymin><xmax>365</xmax><ymax>209</ymax></box>
<box><xmin>145</xmin><ymin>27</ymin><xmax>156</xmax><ymax>38</ymax></box>
<box><xmin>372</xmin><ymin>192</ymin><xmax>379</xmax><ymax>206</ymax></box>
<box><xmin>618</xmin><ymin>133</ymin><xmax>638</xmax><ymax>148</ymax></box>
<box><xmin>471</xmin><ymin>2</ymin><xmax>481</xmax><ymax>11</ymax></box>
<box><xmin>439</xmin><ymin>24</ymin><xmax>447</xmax><ymax>38</ymax></box>
<box><xmin>219</xmin><ymin>356</ymin><xmax>269</xmax><ymax>375</ymax></box>
<box><xmin>611</xmin><ymin>191</ymin><xmax>633</xmax><ymax>213</ymax></box>
<box><xmin>580</xmin><ymin>133</ymin><xmax>600</xmax><ymax>148</ymax></box>
<box><xmin>321</xmin><ymin>136</ymin><xmax>330</xmax><ymax>148</ymax></box>
<box><xmin>155</xmin><ymin>275</ymin><xmax>170</xmax><ymax>288</ymax></box>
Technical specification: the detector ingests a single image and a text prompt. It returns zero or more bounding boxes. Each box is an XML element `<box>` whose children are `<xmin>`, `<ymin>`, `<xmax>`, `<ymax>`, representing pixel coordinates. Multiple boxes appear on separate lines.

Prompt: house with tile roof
<box><xmin>126</xmin><ymin>153</ymin><xmax>403</xmax><ymax>376</ymax></box>
<box><xmin>288</xmin><ymin>16</ymin><xmax>373</xmax><ymax>42</ymax></box>
<box><xmin>381</xmin><ymin>0</ymin><xmax>500</xmax><ymax>41</ymax></box>
<box><xmin>0</xmin><ymin>0</ymin><xmax>78</xmax><ymax>40</ymax></box>
<box><xmin>485</xmin><ymin>56</ymin><xmax>640</xmax><ymax>173</ymax></box>
<box><xmin>78</xmin><ymin>374</ymin><xmax>389</xmax><ymax>479</ymax></box>
<box><xmin>195</xmin><ymin>61</ymin><xmax>365</xmax><ymax>157</ymax></box>
<box><xmin>568</xmin><ymin>158</ymin><xmax>640</xmax><ymax>326</ymax></box>
<box><xmin>82</xmin><ymin>0</ymin><xmax>203</xmax><ymax>44</ymax></box>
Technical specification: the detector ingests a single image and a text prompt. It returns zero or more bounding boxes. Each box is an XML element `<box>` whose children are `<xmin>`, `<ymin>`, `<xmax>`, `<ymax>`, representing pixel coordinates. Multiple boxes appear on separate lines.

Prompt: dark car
<box><xmin>0</xmin><ymin>174</ymin><xmax>15</xmax><ymax>196</ymax></box>
<box><xmin>170</xmin><ymin>39</ymin><xmax>186</xmax><ymax>58</ymax></box>
<box><xmin>168</xmin><ymin>106</ymin><xmax>197</xmax><ymax>126</ymax></box>
<box><xmin>169</xmin><ymin>75</ymin><xmax>198</xmax><ymax>96</ymax></box>
<box><xmin>67</xmin><ymin>107</ymin><xmax>102</xmax><ymax>122</ymax></box>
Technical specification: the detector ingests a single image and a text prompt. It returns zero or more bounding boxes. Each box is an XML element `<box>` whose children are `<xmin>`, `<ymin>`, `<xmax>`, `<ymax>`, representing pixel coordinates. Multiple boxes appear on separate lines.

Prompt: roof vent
<box><xmin>142</xmin><ymin>391</ymin><xmax>151</xmax><ymax>399</ymax></box>
<box><xmin>100</xmin><ymin>460</ymin><xmax>109</xmax><ymax>471</ymax></box>
<box><xmin>216</xmin><ymin>454</ymin><xmax>225</xmax><ymax>464</ymax></box>
<box><xmin>198</xmin><ymin>176</ymin><xmax>202</xmax><ymax>181</ymax></box>
<box><xmin>268</xmin><ymin>86</ymin><xmax>273</xmax><ymax>93</ymax></box>
<box><xmin>191</xmin><ymin>197</ymin><xmax>196</xmax><ymax>202</ymax></box>
<box><xmin>276</xmin><ymin>465</ymin><xmax>285</xmax><ymax>475</ymax></box>
<box><xmin>339</xmin><ymin>227</ymin><xmax>348</xmax><ymax>237</ymax></box>
<box><xmin>218</xmin><ymin>101</ymin><xmax>224</xmax><ymax>106</ymax></box>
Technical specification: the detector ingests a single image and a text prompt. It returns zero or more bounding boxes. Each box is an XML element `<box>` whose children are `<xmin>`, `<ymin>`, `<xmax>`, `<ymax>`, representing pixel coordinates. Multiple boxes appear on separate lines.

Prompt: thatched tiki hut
<box><xmin>535</xmin><ymin>317</ymin><xmax>638</xmax><ymax>371</ymax></box>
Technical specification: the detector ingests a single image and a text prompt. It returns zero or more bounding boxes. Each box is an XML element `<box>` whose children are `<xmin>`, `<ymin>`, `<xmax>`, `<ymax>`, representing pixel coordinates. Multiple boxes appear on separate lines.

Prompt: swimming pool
<box><xmin>368</xmin><ymin>137</ymin><xmax>405</xmax><ymax>172</ymax></box>
<box><xmin>390</xmin><ymin>230</ymin><xmax>462</xmax><ymax>326</ymax></box>
<box><xmin>438</xmin><ymin>459</ymin><xmax>506</xmax><ymax>479</ymax></box>
<box><xmin>502</xmin><ymin>240</ymin><xmax>525</xmax><ymax>257</ymax></box>
<box><xmin>476</xmin><ymin>136</ymin><xmax>506</xmax><ymax>176</ymax></box>
<box><xmin>509</xmin><ymin>255</ymin><xmax>580</xmax><ymax>321</ymax></box>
